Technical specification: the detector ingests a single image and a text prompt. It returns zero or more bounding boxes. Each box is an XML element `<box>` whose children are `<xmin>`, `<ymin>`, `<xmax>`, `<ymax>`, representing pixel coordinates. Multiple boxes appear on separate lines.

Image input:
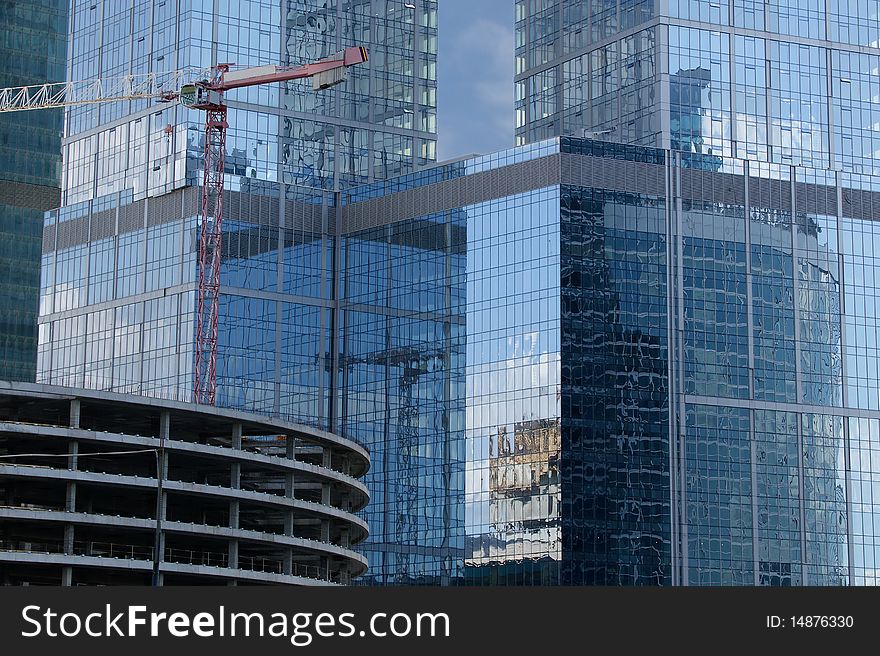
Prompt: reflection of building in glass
<box><xmin>515</xmin><ymin>4</ymin><xmax>867</xmax><ymax>584</ymax></box>
<box><xmin>36</xmin><ymin>132</ymin><xmax>879</xmax><ymax>584</ymax></box>
<box><xmin>0</xmin><ymin>1</ymin><xmax>66</xmax><ymax>381</ymax></box>
<box><xmin>670</xmin><ymin>67</ymin><xmax>722</xmax><ymax>170</ymax></box>
<box><xmin>469</xmin><ymin>419</ymin><xmax>561</xmax><ymax>565</ymax></box>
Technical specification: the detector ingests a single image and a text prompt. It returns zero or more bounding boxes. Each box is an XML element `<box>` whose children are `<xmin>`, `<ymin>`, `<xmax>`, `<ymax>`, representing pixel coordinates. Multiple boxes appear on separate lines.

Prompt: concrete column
<box><xmin>232</xmin><ymin>422</ymin><xmax>242</xmax><ymax>450</ymax></box>
<box><xmin>284</xmin><ymin>437</ymin><xmax>296</xmax><ymax>561</ymax></box>
<box><xmin>62</xmin><ymin>522</ymin><xmax>74</xmax><ymax>584</ymax></box>
<box><xmin>229</xmin><ymin>500</ymin><xmax>240</xmax><ymax>529</ymax></box>
<box><xmin>69</xmin><ymin>399</ymin><xmax>81</xmax><ymax>429</ymax></box>
<box><xmin>159</xmin><ymin>410</ymin><xmax>170</xmax><ymax>440</ymax></box>
<box><xmin>65</xmin><ymin>479</ymin><xmax>76</xmax><ymax>563</ymax></box>
<box><xmin>321</xmin><ymin>519</ymin><xmax>330</xmax><ymax>543</ymax></box>
<box><xmin>321</xmin><ymin>482</ymin><xmax>331</xmax><ymax>506</ymax></box>
<box><xmin>228</xmin><ymin>537</ymin><xmax>239</xmax><ymax>570</ymax></box>
<box><xmin>63</xmin><ymin>525</ymin><xmax>74</xmax><ymax>554</ymax></box>
<box><xmin>322</xmin><ymin>447</ymin><xmax>332</xmax><ymax>470</ymax></box>
<box><xmin>153</xmin><ymin>411</ymin><xmax>170</xmax><ymax>586</ymax></box>
<box><xmin>65</xmin><ymin>482</ymin><xmax>76</xmax><ymax>512</ymax></box>
<box><xmin>229</xmin><ymin>421</ymin><xmax>241</xmax><ymax>570</ymax></box>
<box><xmin>228</xmin><ymin>490</ymin><xmax>240</xmax><ymax>570</ymax></box>
<box><xmin>65</xmin><ymin>438</ymin><xmax>78</xmax><ymax>584</ymax></box>
<box><xmin>67</xmin><ymin>441</ymin><xmax>78</xmax><ymax>471</ymax></box>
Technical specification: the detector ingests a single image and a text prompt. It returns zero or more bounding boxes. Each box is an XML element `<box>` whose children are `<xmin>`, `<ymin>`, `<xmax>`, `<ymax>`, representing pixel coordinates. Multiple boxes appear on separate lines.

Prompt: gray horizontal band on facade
<box><xmin>46</xmin><ymin>156</ymin><xmax>565</xmax><ymax>250</ymax></box>
<box><xmin>685</xmin><ymin>394</ymin><xmax>880</xmax><ymax>420</ymax></box>
<box><xmin>0</xmin><ymin>421</ymin><xmax>369</xmax><ymax>506</ymax></box>
<box><xmin>0</xmin><ymin>179</ymin><xmax>61</xmax><ymax>212</ymax></box>
<box><xmin>44</xmin><ymin>155</ymin><xmax>880</xmax><ymax>257</ymax></box>
<box><xmin>560</xmin><ymin>153</ymin><xmax>666</xmax><ymax>196</ymax></box>
<box><xmin>339</xmin><ymin>154</ymin><xmax>563</xmax><ymax>233</ymax></box>
<box><xmin>0</xmin><ymin>551</ymin><xmax>339</xmax><ymax>586</ymax></box>
<box><xmin>45</xmin><ymin>186</ymin><xmax>330</xmax><ymax>252</ymax></box>
<box><xmin>0</xmin><ymin>465</ymin><xmax>369</xmax><ymax>541</ymax></box>
<box><xmin>559</xmin><ymin>152</ymin><xmax>872</xmax><ymax>219</ymax></box>
<box><xmin>0</xmin><ymin>382</ymin><xmax>370</xmax><ymax>468</ymax></box>
<box><xmin>0</xmin><ymin>508</ymin><xmax>368</xmax><ymax>571</ymax></box>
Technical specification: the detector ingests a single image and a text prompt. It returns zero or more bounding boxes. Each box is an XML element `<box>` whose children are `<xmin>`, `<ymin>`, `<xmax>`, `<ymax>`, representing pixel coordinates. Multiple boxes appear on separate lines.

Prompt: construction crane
<box><xmin>0</xmin><ymin>47</ymin><xmax>369</xmax><ymax>405</ymax></box>
<box><xmin>322</xmin><ymin>345</ymin><xmax>449</xmax><ymax>582</ymax></box>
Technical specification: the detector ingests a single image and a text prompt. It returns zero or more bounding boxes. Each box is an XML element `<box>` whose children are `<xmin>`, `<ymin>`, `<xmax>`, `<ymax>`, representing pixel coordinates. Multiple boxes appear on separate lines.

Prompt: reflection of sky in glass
<box><xmin>464</xmin><ymin>187</ymin><xmax>562</xmax><ymax>565</ymax></box>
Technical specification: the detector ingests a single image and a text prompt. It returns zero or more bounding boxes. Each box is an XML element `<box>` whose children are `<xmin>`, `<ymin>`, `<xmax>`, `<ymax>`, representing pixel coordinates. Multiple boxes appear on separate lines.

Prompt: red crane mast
<box><xmin>182</xmin><ymin>47</ymin><xmax>368</xmax><ymax>405</ymax></box>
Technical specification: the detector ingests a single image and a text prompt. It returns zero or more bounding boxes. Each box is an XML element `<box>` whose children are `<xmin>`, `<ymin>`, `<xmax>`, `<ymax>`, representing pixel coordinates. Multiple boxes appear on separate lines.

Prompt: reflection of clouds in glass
<box><xmin>463</xmin><ymin>188</ymin><xmax>562</xmax><ymax>566</ymax></box>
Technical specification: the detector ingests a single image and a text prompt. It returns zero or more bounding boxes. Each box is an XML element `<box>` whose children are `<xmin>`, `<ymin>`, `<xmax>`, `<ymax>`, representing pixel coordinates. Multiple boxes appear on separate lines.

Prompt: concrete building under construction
<box><xmin>0</xmin><ymin>381</ymin><xmax>369</xmax><ymax>585</ymax></box>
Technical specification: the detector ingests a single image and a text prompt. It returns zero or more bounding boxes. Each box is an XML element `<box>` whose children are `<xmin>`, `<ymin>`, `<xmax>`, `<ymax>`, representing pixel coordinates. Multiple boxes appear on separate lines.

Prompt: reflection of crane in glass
<box><xmin>0</xmin><ymin>47</ymin><xmax>369</xmax><ymax>405</ymax></box>
<box><xmin>323</xmin><ymin>345</ymin><xmax>447</xmax><ymax>582</ymax></box>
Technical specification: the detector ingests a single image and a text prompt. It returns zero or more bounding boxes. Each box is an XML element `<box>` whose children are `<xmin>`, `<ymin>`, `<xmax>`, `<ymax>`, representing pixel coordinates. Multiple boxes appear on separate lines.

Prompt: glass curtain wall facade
<box><xmin>337</xmin><ymin>137</ymin><xmax>872</xmax><ymax>585</ymax></box>
<box><xmin>516</xmin><ymin>0</ymin><xmax>880</xmax><ymax>177</ymax></box>
<box><xmin>39</xmin><ymin>136</ymin><xmax>880</xmax><ymax>584</ymax></box>
<box><xmin>39</xmin><ymin>0</ymin><xmax>436</xmax><ymax>415</ymax></box>
<box><xmin>0</xmin><ymin>1</ymin><xmax>67</xmax><ymax>381</ymax></box>
<box><xmin>62</xmin><ymin>0</ymin><xmax>437</xmax><ymax>206</ymax></box>
<box><xmin>38</xmin><ymin>0</ymin><xmax>437</xmax><ymax>583</ymax></box>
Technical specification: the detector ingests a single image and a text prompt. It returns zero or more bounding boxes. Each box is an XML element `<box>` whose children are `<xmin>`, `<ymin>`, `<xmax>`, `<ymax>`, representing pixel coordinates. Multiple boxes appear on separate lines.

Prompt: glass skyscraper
<box><xmin>516</xmin><ymin>0</ymin><xmax>880</xmax><ymax>175</ymax></box>
<box><xmin>62</xmin><ymin>0</ymin><xmax>436</xmax><ymax>206</ymax></box>
<box><xmin>39</xmin><ymin>135</ymin><xmax>880</xmax><ymax>585</ymax></box>
<box><xmin>34</xmin><ymin>0</ymin><xmax>880</xmax><ymax>586</ymax></box>
<box><xmin>0</xmin><ymin>0</ymin><xmax>67</xmax><ymax>381</ymax></box>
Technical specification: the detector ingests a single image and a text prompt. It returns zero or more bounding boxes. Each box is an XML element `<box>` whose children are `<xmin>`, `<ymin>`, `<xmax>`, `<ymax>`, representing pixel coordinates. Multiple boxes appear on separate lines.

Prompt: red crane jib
<box><xmin>213</xmin><ymin>47</ymin><xmax>368</xmax><ymax>91</ymax></box>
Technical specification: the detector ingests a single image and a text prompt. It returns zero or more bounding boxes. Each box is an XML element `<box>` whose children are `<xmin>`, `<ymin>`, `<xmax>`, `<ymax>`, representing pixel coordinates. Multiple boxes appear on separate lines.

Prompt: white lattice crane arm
<box><xmin>0</xmin><ymin>68</ymin><xmax>213</xmax><ymax>113</ymax></box>
<box><xmin>0</xmin><ymin>47</ymin><xmax>368</xmax><ymax>115</ymax></box>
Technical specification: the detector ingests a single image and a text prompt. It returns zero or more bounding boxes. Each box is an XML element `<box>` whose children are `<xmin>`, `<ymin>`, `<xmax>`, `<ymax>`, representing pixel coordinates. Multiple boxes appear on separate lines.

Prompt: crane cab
<box><xmin>179</xmin><ymin>84</ymin><xmax>223</xmax><ymax>111</ymax></box>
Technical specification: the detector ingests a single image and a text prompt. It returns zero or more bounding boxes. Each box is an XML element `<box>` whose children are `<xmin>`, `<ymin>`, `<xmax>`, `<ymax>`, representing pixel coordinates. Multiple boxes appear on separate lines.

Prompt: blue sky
<box><xmin>437</xmin><ymin>0</ymin><xmax>514</xmax><ymax>161</ymax></box>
